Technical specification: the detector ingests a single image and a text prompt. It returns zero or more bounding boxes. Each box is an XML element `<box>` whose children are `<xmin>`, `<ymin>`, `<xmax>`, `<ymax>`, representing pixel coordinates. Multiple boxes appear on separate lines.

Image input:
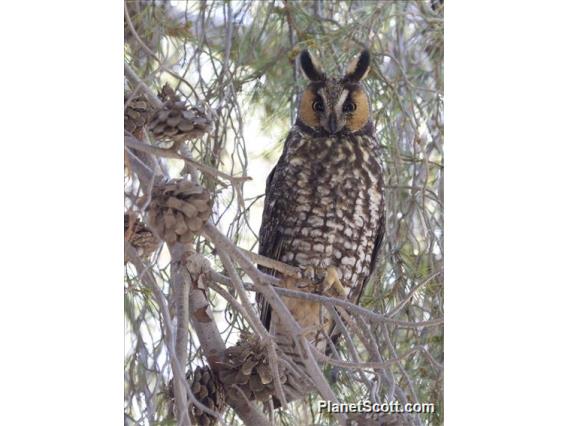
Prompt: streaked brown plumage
<box><xmin>257</xmin><ymin>50</ymin><xmax>385</xmax><ymax>355</ymax></box>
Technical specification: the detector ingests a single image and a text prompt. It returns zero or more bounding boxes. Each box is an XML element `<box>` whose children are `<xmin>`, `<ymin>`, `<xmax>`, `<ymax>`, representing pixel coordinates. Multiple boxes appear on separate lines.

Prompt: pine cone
<box><xmin>124</xmin><ymin>213</ymin><xmax>160</xmax><ymax>263</ymax></box>
<box><xmin>124</xmin><ymin>92</ymin><xmax>153</xmax><ymax>139</ymax></box>
<box><xmin>148</xmin><ymin>84</ymin><xmax>213</xmax><ymax>143</ymax></box>
<box><xmin>218</xmin><ymin>335</ymin><xmax>305</xmax><ymax>404</ymax></box>
<box><xmin>146</xmin><ymin>179</ymin><xmax>212</xmax><ymax>245</ymax></box>
<box><xmin>190</xmin><ymin>366</ymin><xmax>226</xmax><ymax>426</ymax></box>
<box><xmin>167</xmin><ymin>366</ymin><xmax>226</xmax><ymax>426</ymax></box>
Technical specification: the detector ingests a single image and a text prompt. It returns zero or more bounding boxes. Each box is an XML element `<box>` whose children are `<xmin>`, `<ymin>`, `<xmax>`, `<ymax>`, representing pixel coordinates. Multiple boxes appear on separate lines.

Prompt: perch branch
<box><xmin>209</xmin><ymin>269</ymin><xmax>442</xmax><ymax>329</ymax></box>
<box><xmin>238</xmin><ymin>248</ymin><xmax>300</xmax><ymax>277</ymax></box>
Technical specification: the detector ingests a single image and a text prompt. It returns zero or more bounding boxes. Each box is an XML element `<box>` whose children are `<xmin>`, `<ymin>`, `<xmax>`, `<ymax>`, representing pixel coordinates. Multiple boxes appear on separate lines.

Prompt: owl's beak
<box><xmin>328</xmin><ymin>114</ymin><xmax>338</xmax><ymax>134</ymax></box>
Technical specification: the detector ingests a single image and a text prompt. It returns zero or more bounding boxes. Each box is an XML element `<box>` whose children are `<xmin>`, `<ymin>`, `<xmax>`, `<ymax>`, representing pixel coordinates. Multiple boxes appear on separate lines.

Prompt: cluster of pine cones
<box><xmin>173</xmin><ymin>336</ymin><xmax>305</xmax><ymax>425</ymax></box>
<box><xmin>189</xmin><ymin>366</ymin><xmax>226</xmax><ymax>426</ymax></box>
<box><xmin>166</xmin><ymin>366</ymin><xmax>225</xmax><ymax>426</ymax></box>
<box><xmin>124</xmin><ymin>178</ymin><xmax>213</xmax><ymax>261</ymax></box>
<box><xmin>218</xmin><ymin>335</ymin><xmax>304</xmax><ymax>404</ymax></box>
<box><xmin>124</xmin><ymin>83</ymin><xmax>213</xmax><ymax>144</ymax></box>
<box><xmin>124</xmin><ymin>84</ymin><xmax>214</xmax><ymax>261</ymax></box>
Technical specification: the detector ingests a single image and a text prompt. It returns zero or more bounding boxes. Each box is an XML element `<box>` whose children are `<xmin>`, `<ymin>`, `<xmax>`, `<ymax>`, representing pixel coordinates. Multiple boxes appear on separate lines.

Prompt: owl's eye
<box><xmin>343</xmin><ymin>101</ymin><xmax>356</xmax><ymax>113</ymax></box>
<box><xmin>312</xmin><ymin>100</ymin><xmax>324</xmax><ymax>112</ymax></box>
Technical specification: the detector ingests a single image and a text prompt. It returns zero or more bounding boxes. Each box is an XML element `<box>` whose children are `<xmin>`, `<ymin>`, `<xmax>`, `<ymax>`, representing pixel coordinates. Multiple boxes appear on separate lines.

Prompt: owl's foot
<box><xmin>294</xmin><ymin>265</ymin><xmax>315</xmax><ymax>290</ymax></box>
<box><xmin>295</xmin><ymin>266</ymin><xmax>347</xmax><ymax>298</ymax></box>
<box><xmin>322</xmin><ymin>266</ymin><xmax>347</xmax><ymax>298</ymax></box>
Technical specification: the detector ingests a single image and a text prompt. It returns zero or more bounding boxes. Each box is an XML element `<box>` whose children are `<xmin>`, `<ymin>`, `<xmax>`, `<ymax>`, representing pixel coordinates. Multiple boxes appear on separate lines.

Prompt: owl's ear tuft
<box><xmin>343</xmin><ymin>49</ymin><xmax>371</xmax><ymax>82</ymax></box>
<box><xmin>298</xmin><ymin>50</ymin><xmax>326</xmax><ymax>82</ymax></box>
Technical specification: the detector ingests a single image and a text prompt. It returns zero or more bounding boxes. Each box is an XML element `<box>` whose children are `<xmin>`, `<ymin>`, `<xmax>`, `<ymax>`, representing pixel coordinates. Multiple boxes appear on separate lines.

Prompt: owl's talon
<box><xmin>303</xmin><ymin>265</ymin><xmax>316</xmax><ymax>282</ymax></box>
<box><xmin>295</xmin><ymin>265</ymin><xmax>316</xmax><ymax>289</ymax></box>
<box><xmin>322</xmin><ymin>266</ymin><xmax>348</xmax><ymax>298</ymax></box>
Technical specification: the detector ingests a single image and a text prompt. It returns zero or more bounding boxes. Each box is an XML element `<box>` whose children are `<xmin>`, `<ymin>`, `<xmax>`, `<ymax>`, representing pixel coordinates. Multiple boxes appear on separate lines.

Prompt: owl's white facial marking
<box><xmin>335</xmin><ymin>89</ymin><xmax>349</xmax><ymax>117</ymax></box>
<box><xmin>313</xmin><ymin>86</ymin><xmax>352</xmax><ymax>134</ymax></box>
<box><xmin>317</xmin><ymin>88</ymin><xmax>328</xmax><ymax>106</ymax></box>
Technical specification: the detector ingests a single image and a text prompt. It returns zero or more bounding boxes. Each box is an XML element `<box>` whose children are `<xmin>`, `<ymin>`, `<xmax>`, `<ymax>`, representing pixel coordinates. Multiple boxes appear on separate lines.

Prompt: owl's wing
<box><xmin>354</xmin><ymin>203</ymin><xmax>385</xmax><ymax>305</ymax></box>
<box><xmin>354</xmin><ymin>147</ymin><xmax>386</xmax><ymax>306</ymax></box>
<box><xmin>256</xmin><ymin>160</ymin><xmax>283</xmax><ymax>331</ymax></box>
<box><xmin>256</xmin><ymin>131</ymin><xmax>302</xmax><ymax>331</ymax></box>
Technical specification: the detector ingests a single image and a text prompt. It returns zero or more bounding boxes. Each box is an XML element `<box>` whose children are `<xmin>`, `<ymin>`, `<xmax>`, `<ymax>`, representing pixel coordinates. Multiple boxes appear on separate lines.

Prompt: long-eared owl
<box><xmin>258</xmin><ymin>49</ymin><xmax>385</xmax><ymax>351</ymax></box>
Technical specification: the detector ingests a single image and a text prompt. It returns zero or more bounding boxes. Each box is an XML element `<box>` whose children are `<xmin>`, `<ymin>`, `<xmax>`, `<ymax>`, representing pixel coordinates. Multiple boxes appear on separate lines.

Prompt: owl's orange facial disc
<box><xmin>298</xmin><ymin>88</ymin><xmax>321</xmax><ymax>129</ymax></box>
<box><xmin>345</xmin><ymin>87</ymin><xmax>369</xmax><ymax>132</ymax></box>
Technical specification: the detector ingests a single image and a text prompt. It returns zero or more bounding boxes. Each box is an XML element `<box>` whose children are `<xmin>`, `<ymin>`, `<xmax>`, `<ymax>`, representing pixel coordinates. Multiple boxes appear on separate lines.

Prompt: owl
<box><xmin>257</xmin><ymin>49</ymin><xmax>385</xmax><ymax>357</ymax></box>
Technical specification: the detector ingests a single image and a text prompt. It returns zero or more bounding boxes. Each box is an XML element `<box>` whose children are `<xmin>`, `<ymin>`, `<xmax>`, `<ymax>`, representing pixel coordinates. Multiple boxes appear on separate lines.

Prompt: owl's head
<box><xmin>296</xmin><ymin>49</ymin><xmax>372</xmax><ymax>135</ymax></box>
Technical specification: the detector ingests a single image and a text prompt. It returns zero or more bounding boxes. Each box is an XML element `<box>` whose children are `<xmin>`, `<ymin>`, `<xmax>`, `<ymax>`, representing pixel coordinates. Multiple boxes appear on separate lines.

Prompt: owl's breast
<box><xmin>274</xmin><ymin>134</ymin><xmax>384</xmax><ymax>294</ymax></box>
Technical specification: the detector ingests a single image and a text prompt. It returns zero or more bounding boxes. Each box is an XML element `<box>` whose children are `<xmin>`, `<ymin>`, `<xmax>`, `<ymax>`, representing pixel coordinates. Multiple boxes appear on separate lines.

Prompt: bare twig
<box><xmin>124</xmin><ymin>62</ymin><xmax>164</xmax><ymax>109</ymax></box>
<box><xmin>125</xmin><ymin>135</ymin><xmax>251</xmax><ymax>188</ymax></box>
